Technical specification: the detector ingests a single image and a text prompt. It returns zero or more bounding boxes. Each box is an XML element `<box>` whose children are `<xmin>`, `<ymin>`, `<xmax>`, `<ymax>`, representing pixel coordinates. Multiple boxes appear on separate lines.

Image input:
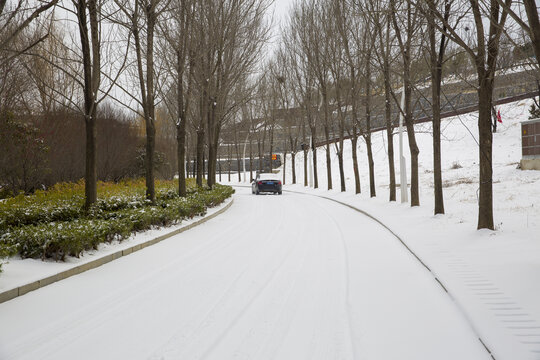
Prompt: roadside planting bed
<box><xmin>0</xmin><ymin>179</ymin><xmax>234</xmax><ymax>269</ymax></box>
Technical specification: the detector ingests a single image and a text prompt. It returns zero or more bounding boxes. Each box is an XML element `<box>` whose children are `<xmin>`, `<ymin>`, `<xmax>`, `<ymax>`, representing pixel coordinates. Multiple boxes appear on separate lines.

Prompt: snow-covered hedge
<box><xmin>0</xmin><ymin>180</ymin><xmax>234</xmax><ymax>269</ymax></box>
<box><xmin>0</xmin><ymin>179</ymin><xmax>201</xmax><ymax>231</ymax></box>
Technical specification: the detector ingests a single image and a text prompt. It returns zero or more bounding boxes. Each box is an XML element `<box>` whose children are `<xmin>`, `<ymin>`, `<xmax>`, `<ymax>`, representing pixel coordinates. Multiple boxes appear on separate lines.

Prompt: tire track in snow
<box><xmin>149</xmin><ymin>194</ymin><xmax>300</xmax><ymax>359</ymax></box>
<box><xmin>221</xmin><ymin>204</ymin><xmax>315</xmax><ymax>360</ymax></box>
<box><xmin>3</xmin><ymin>195</ymin><xmax>263</xmax><ymax>360</ymax></box>
<box><xmin>312</xmin><ymin>197</ymin><xmax>359</xmax><ymax>360</ymax></box>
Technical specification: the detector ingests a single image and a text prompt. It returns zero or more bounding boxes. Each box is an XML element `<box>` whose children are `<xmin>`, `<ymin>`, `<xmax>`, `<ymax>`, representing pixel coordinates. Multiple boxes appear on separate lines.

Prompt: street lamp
<box><xmin>399</xmin><ymin>89</ymin><xmax>408</xmax><ymax>203</ymax></box>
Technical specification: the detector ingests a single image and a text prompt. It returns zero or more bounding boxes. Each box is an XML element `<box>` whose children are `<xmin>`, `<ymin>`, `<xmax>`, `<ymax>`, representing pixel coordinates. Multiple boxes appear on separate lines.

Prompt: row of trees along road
<box><xmin>259</xmin><ymin>0</ymin><xmax>539</xmax><ymax>230</ymax></box>
<box><xmin>1</xmin><ymin>0</ymin><xmax>539</xmax><ymax>230</ymax></box>
<box><xmin>0</xmin><ymin>0</ymin><xmax>271</xmax><ymax>208</ymax></box>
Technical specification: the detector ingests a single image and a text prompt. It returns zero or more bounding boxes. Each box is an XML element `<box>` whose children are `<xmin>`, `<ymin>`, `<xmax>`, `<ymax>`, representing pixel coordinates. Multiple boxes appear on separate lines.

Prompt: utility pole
<box><xmin>399</xmin><ymin>89</ymin><xmax>408</xmax><ymax>203</ymax></box>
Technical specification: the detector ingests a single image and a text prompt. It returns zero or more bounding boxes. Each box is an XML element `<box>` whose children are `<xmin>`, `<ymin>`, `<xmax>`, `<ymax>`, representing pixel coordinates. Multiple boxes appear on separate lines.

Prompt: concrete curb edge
<box><xmin>0</xmin><ymin>198</ymin><xmax>234</xmax><ymax>304</ymax></box>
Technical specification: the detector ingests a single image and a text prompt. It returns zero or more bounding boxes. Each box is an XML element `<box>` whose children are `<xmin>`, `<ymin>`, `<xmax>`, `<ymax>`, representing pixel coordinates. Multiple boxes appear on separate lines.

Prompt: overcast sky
<box><xmin>266</xmin><ymin>0</ymin><xmax>293</xmax><ymax>57</ymax></box>
<box><xmin>271</xmin><ymin>0</ymin><xmax>293</xmax><ymax>28</ymax></box>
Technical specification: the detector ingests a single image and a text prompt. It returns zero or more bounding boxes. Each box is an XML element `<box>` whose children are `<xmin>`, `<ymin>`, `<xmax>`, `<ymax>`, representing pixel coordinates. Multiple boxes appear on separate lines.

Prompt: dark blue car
<box><xmin>252</xmin><ymin>173</ymin><xmax>282</xmax><ymax>195</ymax></box>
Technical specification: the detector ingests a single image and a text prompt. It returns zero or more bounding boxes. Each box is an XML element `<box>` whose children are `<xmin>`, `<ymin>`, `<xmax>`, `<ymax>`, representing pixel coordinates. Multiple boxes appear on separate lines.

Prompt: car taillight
<box><xmin>278</xmin><ymin>180</ymin><xmax>281</xmax><ymax>185</ymax></box>
<box><xmin>258</xmin><ymin>181</ymin><xmax>263</xmax><ymax>185</ymax></box>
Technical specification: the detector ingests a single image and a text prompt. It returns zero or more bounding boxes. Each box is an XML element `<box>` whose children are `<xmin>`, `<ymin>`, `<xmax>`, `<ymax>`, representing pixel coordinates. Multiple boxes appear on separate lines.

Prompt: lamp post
<box><xmin>399</xmin><ymin>89</ymin><xmax>408</xmax><ymax>203</ymax></box>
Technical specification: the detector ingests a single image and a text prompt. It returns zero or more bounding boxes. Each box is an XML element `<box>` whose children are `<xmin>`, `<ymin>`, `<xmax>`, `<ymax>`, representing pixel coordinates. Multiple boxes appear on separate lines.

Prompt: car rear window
<box><xmin>258</xmin><ymin>174</ymin><xmax>279</xmax><ymax>181</ymax></box>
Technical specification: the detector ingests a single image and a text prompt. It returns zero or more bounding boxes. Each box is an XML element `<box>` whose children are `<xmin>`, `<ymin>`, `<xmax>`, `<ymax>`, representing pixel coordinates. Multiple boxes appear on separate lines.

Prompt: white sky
<box><xmin>271</xmin><ymin>0</ymin><xmax>293</xmax><ymax>28</ymax></box>
<box><xmin>266</xmin><ymin>0</ymin><xmax>294</xmax><ymax>57</ymax></box>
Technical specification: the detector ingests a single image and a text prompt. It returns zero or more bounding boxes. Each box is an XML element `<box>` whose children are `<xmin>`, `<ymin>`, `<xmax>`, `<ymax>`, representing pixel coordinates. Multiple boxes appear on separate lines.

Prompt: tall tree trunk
<box><xmin>324</xmin><ymin>125</ymin><xmax>332</xmax><ymax>190</ymax></box>
<box><xmin>337</xmin><ymin>113</ymin><xmax>345</xmax><ymax>191</ymax></box>
<box><xmin>351</xmin><ymin>136</ymin><xmax>361</xmax><ymax>194</ymax></box>
<box><xmin>381</xmin><ymin>14</ymin><xmax>396</xmax><ymax>202</ymax></box>
<box><xmin>337</xmin><ymin>110</ymin><xmax>345</xmax><ymax>192</ymax></box>
<box><xmin>234</xmin><ymin>128</ymin><xmax>241</xmax><ymax>182</ymax></box>
<box><xmin>477</xmin><ymin>75</ymin><xmax>494</xmax><ymax>230</ymax></box>
<box><xmin>77</xmin><ymin>0</ymin><xmax>99</xmax><ymax>210</ymax></box>
<box><xmin>249</xmin><ymin>138</ymin><xmax>253</xmax><ymax>181</ymax></box>
<box><xmin>84</xmin><ymin>114</ymin><xmax>97</xmax><ymax>208</ymax></box>
<box><xmin>144</xmin><ymin>5</ymin><xmax>157</xmax><ymax>204</ymax></box>
<box><xmin>145</xmin><ymin>123</ymin><xmax>156</xmax><ymax>202</ymax></box>
<box><xmin>196</xmin><ymin>129</ymin><xmax>204</xmax><ymax>187</ymax></box>
<box><xmin>337</xmin><ymin>151</ymin><xmax>345</xmax><ymax>192</ymax></box>
<box><xmin>291</xmin><ymin>152</ymin><xmax>296</xmax><ymax>184</ymax></box>
<box><xmin>310</xmin><ymin>125</ymin><xmax>318</xmax><ymax>189</ymax></box>
<box><xmin>227</xmin><ymin>144</ymin><xmax>231</xmax><ymax>182</ymax></box>
<box><xmin>383</xmin><ymin>70</ymin><xmax>395</xmax><ymax>200</ymax></box>
<box><xmin>405</xmin><ymin>106</ymin><xmax>420</xmax><ymax>206</ymax></box>
<box><xmin>205</xmin><ymin>99</ymin><xmax>219</xmax><ymax>188</ymax></box>
<box><xmin>236</xmin><ymin>152</ymin><xmax>241</xmax><ymax>182</ymax></box>
<box><xmin>176</xmin><ymin>49</ymin><xmax>188</xmax><ymax>197</ymax></box>
<box><xmin>177</xmin><ymin>122</ymin><xmax>186</xmax><ymax>196</ymax></box>
<box><xmin>366</xmin><ymin>136</ymin><xmax>376</xmax><ymax>198</ymax></box>
<box><xmin>365</xmin><ymin>53</ymin><xmax>375</xmax><ymax>198</ymax></box>
<box><xmin>432</xmin><ymin>71</ymin><xmax>444</xmax><ymax>213</ymax></box>
<box><xmin>427</xmin><ymin>0</ymin><xmax>446</xmax><ymax>214</ymax></box>
<box><xmin>192</xmin><ymin>153</ymin><xmax>196</xmax><ymax>178</ymax></box>
<box><xmin>303</xmin><ymin>149</ymin><xmax>308</xmax><ymax>186</ymax></box>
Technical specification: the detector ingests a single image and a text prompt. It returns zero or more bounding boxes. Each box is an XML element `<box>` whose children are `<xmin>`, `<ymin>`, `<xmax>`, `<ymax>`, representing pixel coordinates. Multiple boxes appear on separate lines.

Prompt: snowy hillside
<box><xmin>282</xmin><ymin>99</ymin><xmax>538</xmax><ymax>235</ymax></box>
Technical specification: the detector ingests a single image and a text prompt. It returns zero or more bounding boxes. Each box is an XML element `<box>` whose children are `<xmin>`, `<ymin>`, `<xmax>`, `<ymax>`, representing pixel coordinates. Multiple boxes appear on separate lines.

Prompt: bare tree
<box><xmin>324</xmin><ymin>0</ymin><xmax>348</xmax><ymax>192</ymax></box>
<box><xmin>390</xmin><ymin>0</ymin><xmax>424</xmax><ymax>207</ymax></box>
<box><xmin>334</xmin><ymin>0</ymin><xmax>363</xmax><ymax>195</ymax></box>
<box><xmin>159</xmin><ymin>0</ymin><xmax>194</xmax><ymax>196</ymax></box>
<box><xmin>21</xmin><ymin>0</ymin><xmax>106</xmax><ymax>208</ymax></box>
<box><xmin>189</xmin><ymin>0</ymin><xmax>270</xmax><ymax>188</ymax></box>
<box><xmin>423</xmin><ymin>0</ymin><xmax>457</xmax><ymax>214</ymax></box>
<box><xmin>428</xmin><ymin>0</ymin><xmax>510</xmax><ymax>229</ymax></box>
<box><xmin>363</xmin><ymin>0</ymin><xmax>398</xmax><ymax>201</ymax></box>
<box><xmin>114</xmin><ymin>0</ymin><xmax>170</xmax><ymax>203</ymax></box>
<box><xmin>76</xmin><ymin>0</ymin><xmax>101</xmax><ymax>208</ymax></box>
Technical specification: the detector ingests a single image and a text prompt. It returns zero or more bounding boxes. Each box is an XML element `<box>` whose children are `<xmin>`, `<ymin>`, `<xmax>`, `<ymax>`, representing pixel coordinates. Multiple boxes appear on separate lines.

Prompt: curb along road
<box><xmin>0</xmin><ymin>199</ymin><xmax>234</xmax><ymax>305</ymax></box>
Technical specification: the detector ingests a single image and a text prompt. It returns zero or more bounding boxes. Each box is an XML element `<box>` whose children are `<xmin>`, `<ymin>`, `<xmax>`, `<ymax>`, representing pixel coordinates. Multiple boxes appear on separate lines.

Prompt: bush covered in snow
<box><xmin>0</xmin><ymin>179</ymin><xmax>234</xmax><ymax>265</ymax></box>
<box><xmin>0</xmin><ymin>178</ymin><xmax>203</xmax><ymax>230</ymax></box>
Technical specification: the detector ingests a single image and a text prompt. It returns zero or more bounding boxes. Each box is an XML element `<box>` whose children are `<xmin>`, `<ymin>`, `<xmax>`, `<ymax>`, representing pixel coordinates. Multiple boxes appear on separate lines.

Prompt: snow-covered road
<box><xmin>0</xmin><ymin>188</ymin><xmax>490</xmax><ymax>360</ymax></box>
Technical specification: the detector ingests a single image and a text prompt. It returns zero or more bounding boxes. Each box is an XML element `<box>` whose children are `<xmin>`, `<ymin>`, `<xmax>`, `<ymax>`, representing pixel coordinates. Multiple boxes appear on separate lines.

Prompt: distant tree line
<box><xmin>0</xmin><ymin>0</ymin><xmax>270</xmax><ymax>207</ymax></box>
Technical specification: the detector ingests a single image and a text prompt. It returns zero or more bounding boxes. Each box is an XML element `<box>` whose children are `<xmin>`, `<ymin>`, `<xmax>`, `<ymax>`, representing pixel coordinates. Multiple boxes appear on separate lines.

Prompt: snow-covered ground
<box><xmin>0</xmin><ymin>98</ymin><xmax>538</xmax><ymax>360</ymax></box>
<box><xmin>0</xmin><ymin>189</ymin><xmax>492</xmax><ymax>360</ymax></box>
<box><xmin>267</xmin><ymin>98</ymin><xmax>539</xmax><ymax>359</ymax></box>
